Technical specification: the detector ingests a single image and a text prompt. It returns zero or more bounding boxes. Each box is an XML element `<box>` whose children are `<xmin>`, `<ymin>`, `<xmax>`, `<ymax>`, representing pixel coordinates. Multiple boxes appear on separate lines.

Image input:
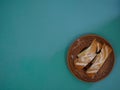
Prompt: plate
<box><xmin>67</xmin><ymin>34</ymin><xmax>115</xmax><ymax>82</ymax></box>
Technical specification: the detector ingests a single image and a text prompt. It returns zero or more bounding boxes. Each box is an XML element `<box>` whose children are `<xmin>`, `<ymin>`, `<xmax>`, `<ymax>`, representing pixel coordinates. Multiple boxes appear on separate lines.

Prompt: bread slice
<box><xmin>86</xmin><ymin>44</ymin><xmax>112</xmax><ymax>78</ymax></box>
<box><xmin>74</xmin><ymin>39</ymin><xmax>102</xmax><ymax>70</ymax></box>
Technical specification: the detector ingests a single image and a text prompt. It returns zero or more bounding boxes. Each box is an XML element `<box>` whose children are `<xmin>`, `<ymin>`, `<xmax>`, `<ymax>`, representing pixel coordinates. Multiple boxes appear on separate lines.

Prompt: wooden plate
<box><xmin>67</xmin><ymin>34</ymin><xmax>115</xmax><ymax>82</ymax></box>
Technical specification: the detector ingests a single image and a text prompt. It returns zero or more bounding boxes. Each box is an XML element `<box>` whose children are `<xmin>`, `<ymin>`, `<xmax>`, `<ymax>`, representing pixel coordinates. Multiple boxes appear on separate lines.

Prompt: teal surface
<box><xmin>0</xmin><ymin>0</ymin><xmax>120</xmax><ymax>90</ymax></box>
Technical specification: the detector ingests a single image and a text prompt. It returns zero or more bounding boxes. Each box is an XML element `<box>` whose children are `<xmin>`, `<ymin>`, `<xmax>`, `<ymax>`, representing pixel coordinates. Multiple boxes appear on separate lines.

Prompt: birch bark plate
<box><xmin>67</xmin><ymin>34</ymin><xmax>115</xmax><ymax>82</ymax></box>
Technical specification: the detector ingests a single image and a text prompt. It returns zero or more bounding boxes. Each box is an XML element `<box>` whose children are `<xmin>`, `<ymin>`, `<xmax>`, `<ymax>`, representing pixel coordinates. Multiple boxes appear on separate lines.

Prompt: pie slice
<box><xmin>86</xmin><ymin>44</ymin><xmax>112</xmax><ymax>78</ymax></box>
<box><xmin>74</xmin><ymin>39</ymin><xmax>102</xmax><ymax>70</ymax></box>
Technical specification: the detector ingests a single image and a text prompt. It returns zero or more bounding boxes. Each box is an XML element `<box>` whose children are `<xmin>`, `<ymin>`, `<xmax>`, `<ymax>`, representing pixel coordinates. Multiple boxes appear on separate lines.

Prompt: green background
<box><xmin>0</xmin><ymin>0</ymin><xmax>120</xmax><ymax>90</ymax></box>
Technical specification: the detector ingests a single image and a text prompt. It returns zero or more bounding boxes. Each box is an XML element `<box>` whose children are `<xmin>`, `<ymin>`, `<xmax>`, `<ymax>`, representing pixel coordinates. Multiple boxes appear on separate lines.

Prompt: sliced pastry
<box><xmin>74</xmin><ymin>39</ymin><xmax>102</xmax><ymax>70</ymax></box>
<box><xmin>86</xmin><ymin>44</ymin><xmax>112</xmax><ymax>78</ymax></box>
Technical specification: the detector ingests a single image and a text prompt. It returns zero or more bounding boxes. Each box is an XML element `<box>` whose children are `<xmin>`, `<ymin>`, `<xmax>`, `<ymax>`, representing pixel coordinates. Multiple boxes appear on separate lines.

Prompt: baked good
<box><xmin>86</xmin><ymin>44</ymin><xmax>112</xmax><ymax>78</ymax></box>
<box><xmin>74</xmin><ymin>39</ymin><xmax>102</xmax><ymax>70</ymax></box>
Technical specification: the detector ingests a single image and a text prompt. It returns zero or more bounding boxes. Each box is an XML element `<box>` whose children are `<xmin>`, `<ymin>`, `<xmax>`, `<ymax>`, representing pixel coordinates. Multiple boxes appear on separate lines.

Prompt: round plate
<box><xmin>67</xmin><ymin>34</ymin><xmax>115</xmax><ymax>82</ymax></box>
